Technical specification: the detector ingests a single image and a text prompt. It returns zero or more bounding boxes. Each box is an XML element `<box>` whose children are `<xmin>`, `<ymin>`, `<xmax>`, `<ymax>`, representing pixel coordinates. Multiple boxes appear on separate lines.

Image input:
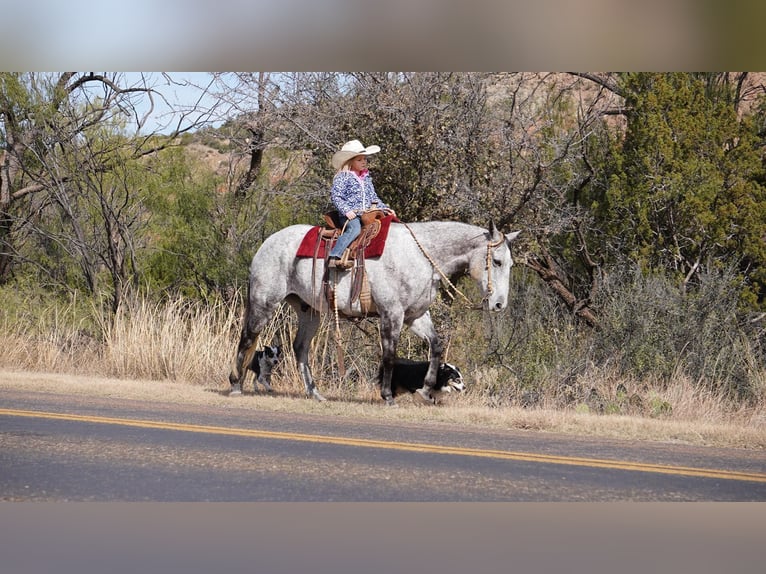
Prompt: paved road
<box><xmin>2</xmin><ymin>389</ymin><xmax>765</xmax><ymax>501</ymax></box>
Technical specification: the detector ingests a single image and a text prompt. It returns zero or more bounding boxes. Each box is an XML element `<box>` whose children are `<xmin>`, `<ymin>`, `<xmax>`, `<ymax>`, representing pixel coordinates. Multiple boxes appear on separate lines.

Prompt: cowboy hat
<box><xmin>331</xmin><ymin>139</ymin><xmax>381</xmax><ymax>170</ymax></box>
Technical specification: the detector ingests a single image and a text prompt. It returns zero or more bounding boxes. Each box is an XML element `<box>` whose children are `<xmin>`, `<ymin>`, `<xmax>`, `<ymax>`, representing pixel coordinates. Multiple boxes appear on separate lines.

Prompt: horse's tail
<box><xmin>229</xmin><ymin>275</ymin><xmax>257</xmax><ymax>388</ymax></box>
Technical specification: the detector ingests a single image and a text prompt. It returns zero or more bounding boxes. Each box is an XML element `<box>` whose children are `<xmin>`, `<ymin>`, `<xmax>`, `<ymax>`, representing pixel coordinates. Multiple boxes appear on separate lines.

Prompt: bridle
<box><xmin>484</xmin><ymin>235</ymin><xmax>505</xmax><ymax>299</ymax></box>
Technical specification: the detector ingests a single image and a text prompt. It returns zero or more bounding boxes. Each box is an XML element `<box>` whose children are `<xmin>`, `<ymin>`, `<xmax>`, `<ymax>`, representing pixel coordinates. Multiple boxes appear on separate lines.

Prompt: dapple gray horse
<box><xmin>228</xmin><ymin>220</ymin><xmax>520</xmax><ymax>405</ymax></box>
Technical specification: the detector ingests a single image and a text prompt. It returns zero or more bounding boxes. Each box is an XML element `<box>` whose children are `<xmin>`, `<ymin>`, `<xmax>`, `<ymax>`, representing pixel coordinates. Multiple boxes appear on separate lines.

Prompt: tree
<box><xmin>599</xmin><ymin>73</ymin><xmax>766</xmax><ymax>307</ymax></box>
<box><xmin>0</xmin><ymin>72</ymin><xmax>219</xmax><ymax>311</ymax></box>
<box><xmin>141</xmin><ymin>146</ymin><xmax>267</xmax><ymax>301</ymax></box>
<box><xmin>228</xmin><ymin>72</ymin><xmax>495</xmax><ymax>222</ymax></box>
<box><xmin>148</xmin><ymin>72</ymin><xmax>766</xmax><ymax>319</ymax></box>
<box><xmin>478</xmin><ymin>73</ymin><xmax>621</xmax><ymax>327</ymax></box>
<box><xmin>343</xmin><ymin>72</ymin><xmax>493</xmax><ymax>222</ymax></box>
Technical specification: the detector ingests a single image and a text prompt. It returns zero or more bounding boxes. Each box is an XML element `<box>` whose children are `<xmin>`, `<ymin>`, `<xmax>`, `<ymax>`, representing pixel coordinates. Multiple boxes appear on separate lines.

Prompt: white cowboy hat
<box><xmin>331</xmin><ymin>139</ymin><xmax>381</xmax><ymax>170</ymax></box>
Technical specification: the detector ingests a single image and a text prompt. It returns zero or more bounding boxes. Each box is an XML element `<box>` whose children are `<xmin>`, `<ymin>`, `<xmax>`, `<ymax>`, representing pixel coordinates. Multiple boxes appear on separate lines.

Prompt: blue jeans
<box><xmin>329</xmin><ymin>216</ymin><xmax>361</xmax><ymax>258</ymax></box>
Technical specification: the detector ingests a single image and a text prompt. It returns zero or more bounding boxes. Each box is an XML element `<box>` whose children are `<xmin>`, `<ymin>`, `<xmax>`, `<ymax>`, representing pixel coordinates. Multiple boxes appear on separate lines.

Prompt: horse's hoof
<box><xmin>385</xmin><ymin>397</ymin><xmax>398</xmax><ymax>407</ymax></box>
<box><xmin>229</xmin><ymin>386</ymin><xmax>242</xmax><ymax>397</ymax></box>
<box><xmin>414</xmin><ymin>388</ymin><xmax>435</xmax><ymax>404</ymax></box>
<box><xmin>311</xmin><ymin>390</ymin><xmax>327</xmax><ymax>402</ymax></box>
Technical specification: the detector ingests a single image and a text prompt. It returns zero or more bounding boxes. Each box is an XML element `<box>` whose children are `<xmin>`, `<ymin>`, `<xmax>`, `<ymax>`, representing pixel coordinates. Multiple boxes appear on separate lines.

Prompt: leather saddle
<box><xmin>319</xmin><ymin>209</ymin><xmax>385</xmax><ymax>315</ymax></box>
<box><xmin>321</xmin><ymin>208</ymin><xmax>385</xmax><ymax>266</ymax></box>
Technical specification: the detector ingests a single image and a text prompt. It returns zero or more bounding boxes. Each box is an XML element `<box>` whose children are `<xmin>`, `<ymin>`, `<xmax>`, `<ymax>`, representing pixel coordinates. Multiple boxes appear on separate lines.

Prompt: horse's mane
<box><xmin>394</xmin><ymin>220</ymin><xmax>488</xmax><ymax>250</ymax></box>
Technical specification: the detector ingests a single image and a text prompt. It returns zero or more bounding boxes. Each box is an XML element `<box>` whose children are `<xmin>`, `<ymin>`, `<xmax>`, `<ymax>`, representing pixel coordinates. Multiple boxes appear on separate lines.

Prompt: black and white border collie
<box><xmin>377</xmin><ymin>358</ymin><xmax>466</xmax><ymax>401</ymax></box>
<box><xmin>248</xmin><ymin>345</ymin><xmax>282</xmax><ymax>392</ymax></box>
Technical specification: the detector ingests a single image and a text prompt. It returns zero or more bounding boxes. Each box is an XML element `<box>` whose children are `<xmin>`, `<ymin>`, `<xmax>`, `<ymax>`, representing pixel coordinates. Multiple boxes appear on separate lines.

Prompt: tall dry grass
<box><xmin>0</xmin><ymin>291</ymin><xmax>383</xmax><ymax>396</ymax></box>
<box><xmin>97</xmin><ymin>296</ymin><xmax>241</xmax><ymax>383</ymax></box>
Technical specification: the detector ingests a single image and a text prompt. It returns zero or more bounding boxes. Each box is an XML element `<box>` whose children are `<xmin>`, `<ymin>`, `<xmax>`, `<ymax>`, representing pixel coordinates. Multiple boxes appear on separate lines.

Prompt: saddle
<box><xmin>320</xmin><ymin>209</ymin><xmax>385</xmax><ymax>315</ymax></box>
<box><xmin>321</xmin><ymin>208</ymin><xmax>386</xmax><ymax>266</ymax></box>
<box><xmin>296</xmin><ymin>209</ymin><xmax>395</xmax><ymax>315</ymax></box>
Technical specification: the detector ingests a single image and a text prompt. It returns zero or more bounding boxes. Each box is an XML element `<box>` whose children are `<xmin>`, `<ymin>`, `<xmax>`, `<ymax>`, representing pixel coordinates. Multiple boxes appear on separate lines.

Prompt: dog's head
<box><xmin>435</xmin><ymin>363</ymin><xmax>465</xmax><ymax>393</ymax></box>
<box><xmin>260</xmin><ymin>345</ymin><xmax>282</xmax><ymax>368</ymax></box>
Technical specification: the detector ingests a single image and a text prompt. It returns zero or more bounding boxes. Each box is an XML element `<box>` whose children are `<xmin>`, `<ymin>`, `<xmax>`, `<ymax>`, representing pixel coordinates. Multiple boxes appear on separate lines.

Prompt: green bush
<box><xmin>594</xmin><ymin>265</ymin><xmax>765</xmax><ymax>402</ymax></box>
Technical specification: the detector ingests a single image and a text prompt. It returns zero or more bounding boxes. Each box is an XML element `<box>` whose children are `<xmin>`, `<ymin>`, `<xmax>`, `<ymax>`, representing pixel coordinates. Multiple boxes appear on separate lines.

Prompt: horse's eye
<box><xmin>492</xmin><ymin>258</ymin><xmax>502</xmax><ymax>267</ymax></box>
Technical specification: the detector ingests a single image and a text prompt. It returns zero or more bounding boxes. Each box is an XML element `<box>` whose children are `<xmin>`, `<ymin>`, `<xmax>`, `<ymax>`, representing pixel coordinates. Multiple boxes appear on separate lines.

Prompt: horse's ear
<box><xmin>489</xmin><ymin>221</ymin><xmax>519</xmax><ymax>243</ymax></box>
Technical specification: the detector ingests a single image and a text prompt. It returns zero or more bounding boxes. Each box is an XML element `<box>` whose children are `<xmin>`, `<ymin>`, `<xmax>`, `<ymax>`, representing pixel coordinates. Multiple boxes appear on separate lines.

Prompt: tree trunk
<box><xmin>234</xmin><ymin>72</ymin><xmax>267</xmax><ymax>198</ymax></box>
<box><xmin>524</xmin><ymin>249</ymin><xmax>599</xmax><ymax>328</ymax></box>
<box><xmin>0</xmin><ymin>149</ymin><xmax>15</xmax><ymax>283</ymax></box>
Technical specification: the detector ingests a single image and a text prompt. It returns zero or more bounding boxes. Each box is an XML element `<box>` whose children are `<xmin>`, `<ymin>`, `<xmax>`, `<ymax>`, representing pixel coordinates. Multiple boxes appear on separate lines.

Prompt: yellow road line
<box><xmin>3</xmin><ymin>408</ymin><xmax>766</xmax><ymax>483</ymax></box>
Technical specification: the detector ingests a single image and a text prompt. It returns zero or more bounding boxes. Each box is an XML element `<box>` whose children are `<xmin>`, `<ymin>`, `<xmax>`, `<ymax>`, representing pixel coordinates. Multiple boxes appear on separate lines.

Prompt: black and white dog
<box><xmin>377</xmin><ymin>358</ymin><xmax>466</xmax><ymax>401</ymax></box>
<box><xmin>247</xmin><ymin>345</ymin><xmax>283</xmax><ymax>392</ymax></box>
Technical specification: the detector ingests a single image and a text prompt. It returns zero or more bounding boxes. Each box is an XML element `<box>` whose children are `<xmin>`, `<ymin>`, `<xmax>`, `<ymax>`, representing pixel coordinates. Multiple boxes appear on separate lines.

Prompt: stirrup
<box><xmin>334</xmin><ymin>259</ymin><xmax>353</xmax><ymax>270</ymax></box>
<box><xmin>328</xmin><ymin>257</ymin><xmax>352</xmax><ymax>270</ymax></box>
<box><xmin>338</xmin><ymin>251</ymin><xmax>354</xmax><ymax>269</ymax></box>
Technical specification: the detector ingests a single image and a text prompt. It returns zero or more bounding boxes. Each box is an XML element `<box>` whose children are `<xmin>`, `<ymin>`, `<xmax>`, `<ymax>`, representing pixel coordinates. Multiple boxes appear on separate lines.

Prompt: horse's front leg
<box><xmin>379</xmin><ymin>311</ymin><xmax>404</xmax><ymax>406</ymax></box>
<box><xmin>409</xmin><ymin>311</ymin><xmax>444</xmax><ymax>404</ymax></box>
<box><xmin>290</xmin><ymin>299</ymin><xmax>326</xmax><ymax>401</ymax></box>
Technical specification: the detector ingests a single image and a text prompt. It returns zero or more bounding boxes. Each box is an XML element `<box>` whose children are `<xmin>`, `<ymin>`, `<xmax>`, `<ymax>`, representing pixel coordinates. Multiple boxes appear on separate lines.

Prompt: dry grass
<box><xmin>1</xmin><ymin>295</ymin><xmax>765</xmax><ymax>450</ymax></box>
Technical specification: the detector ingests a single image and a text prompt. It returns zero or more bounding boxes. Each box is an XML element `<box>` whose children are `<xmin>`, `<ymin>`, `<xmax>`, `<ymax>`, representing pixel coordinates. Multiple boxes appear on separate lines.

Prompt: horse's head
<box><xmin>470</xmin><ymin>221</ymin><xmax>520</xmax><ymax>312</ymax></box>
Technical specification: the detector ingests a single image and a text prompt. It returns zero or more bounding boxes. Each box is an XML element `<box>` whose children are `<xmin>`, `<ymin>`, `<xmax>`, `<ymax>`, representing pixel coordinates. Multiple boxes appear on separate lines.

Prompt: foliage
<box><xmin>3</xmin><ymin>72</ymin><xmax>766</xmax><ymax>417</ymax></box>
<box><xmin>593</xmin><ymin>264</ymin><xmax>765</xmax><ymax>402</ymax></box>
<box><xmin>141</xmin><ymin>147</ymin><xmax>239</xmax><ymax>299</ymax></box>
<box><xmin>598</xmin><ymin>73</ymin><xmax>766</xmax><ymax>307</ymax></box>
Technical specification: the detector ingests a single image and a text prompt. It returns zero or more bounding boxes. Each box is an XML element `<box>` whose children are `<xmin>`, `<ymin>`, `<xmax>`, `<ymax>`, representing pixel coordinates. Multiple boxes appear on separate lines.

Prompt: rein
<box><xmin>403</xmin><ymin>223</ymin><xmax>503</xmax><ymax>309</ymax></box>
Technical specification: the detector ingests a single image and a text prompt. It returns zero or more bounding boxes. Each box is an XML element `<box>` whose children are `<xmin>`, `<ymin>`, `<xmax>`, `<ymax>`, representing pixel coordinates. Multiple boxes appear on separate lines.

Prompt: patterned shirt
<box><xmin>330</xmin><ymin>170</ymin><xmax>389</xmax><ymax>216</ymax></box>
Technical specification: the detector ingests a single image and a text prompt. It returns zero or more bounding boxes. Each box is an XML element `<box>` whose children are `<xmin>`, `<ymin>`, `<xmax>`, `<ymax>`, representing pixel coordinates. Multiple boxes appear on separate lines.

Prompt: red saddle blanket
<box><xmin>296</xmin><ymin>215</ymin><xmax>397</xmax><ymax>259</ymax></box>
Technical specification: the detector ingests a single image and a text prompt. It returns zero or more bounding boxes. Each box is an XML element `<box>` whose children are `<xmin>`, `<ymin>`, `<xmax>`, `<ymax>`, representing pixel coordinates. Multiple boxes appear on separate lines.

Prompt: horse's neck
<box><xmin>406</xmin><ymin>222</ymin><xmax>484</xmax><ymax>275</ymax></box>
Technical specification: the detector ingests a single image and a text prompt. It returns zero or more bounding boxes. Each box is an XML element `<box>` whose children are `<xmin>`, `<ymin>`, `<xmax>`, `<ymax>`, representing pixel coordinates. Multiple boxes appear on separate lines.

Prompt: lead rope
<box><xmin>403</xmin><ymin>222</ymin><xmax>473</xmax><ymax>307</ymax></box>
<box><xmin>332</xmin><ymin>269</ymin><xmax>346</xmax><ymax>377</ymax></box>
<box><xmin>332</xmin><ymin>220</ymin><xmax>349</xmax><ymax>378</ymax></box>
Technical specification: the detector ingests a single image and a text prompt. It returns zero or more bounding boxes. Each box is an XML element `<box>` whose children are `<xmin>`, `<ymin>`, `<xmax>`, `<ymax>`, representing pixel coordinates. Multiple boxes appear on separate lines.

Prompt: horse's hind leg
<box><xmin>408</xmin><ymin>311</ymin><xmax>444</xmax><ymax>404</ymax></box>
<box><xmin>228</xmin><ymin>298</ymin><xmax>275</xmax><ymax>396</ymax></box>
<box><xmin>379</xmin><ymin>311</ymin><xmax>404</xmax><ymax>406</ymax></box>
<box><xmin>289</xmin><ymin>298</ymin><xmax>326</xmax><ymax>401</ymax></box>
